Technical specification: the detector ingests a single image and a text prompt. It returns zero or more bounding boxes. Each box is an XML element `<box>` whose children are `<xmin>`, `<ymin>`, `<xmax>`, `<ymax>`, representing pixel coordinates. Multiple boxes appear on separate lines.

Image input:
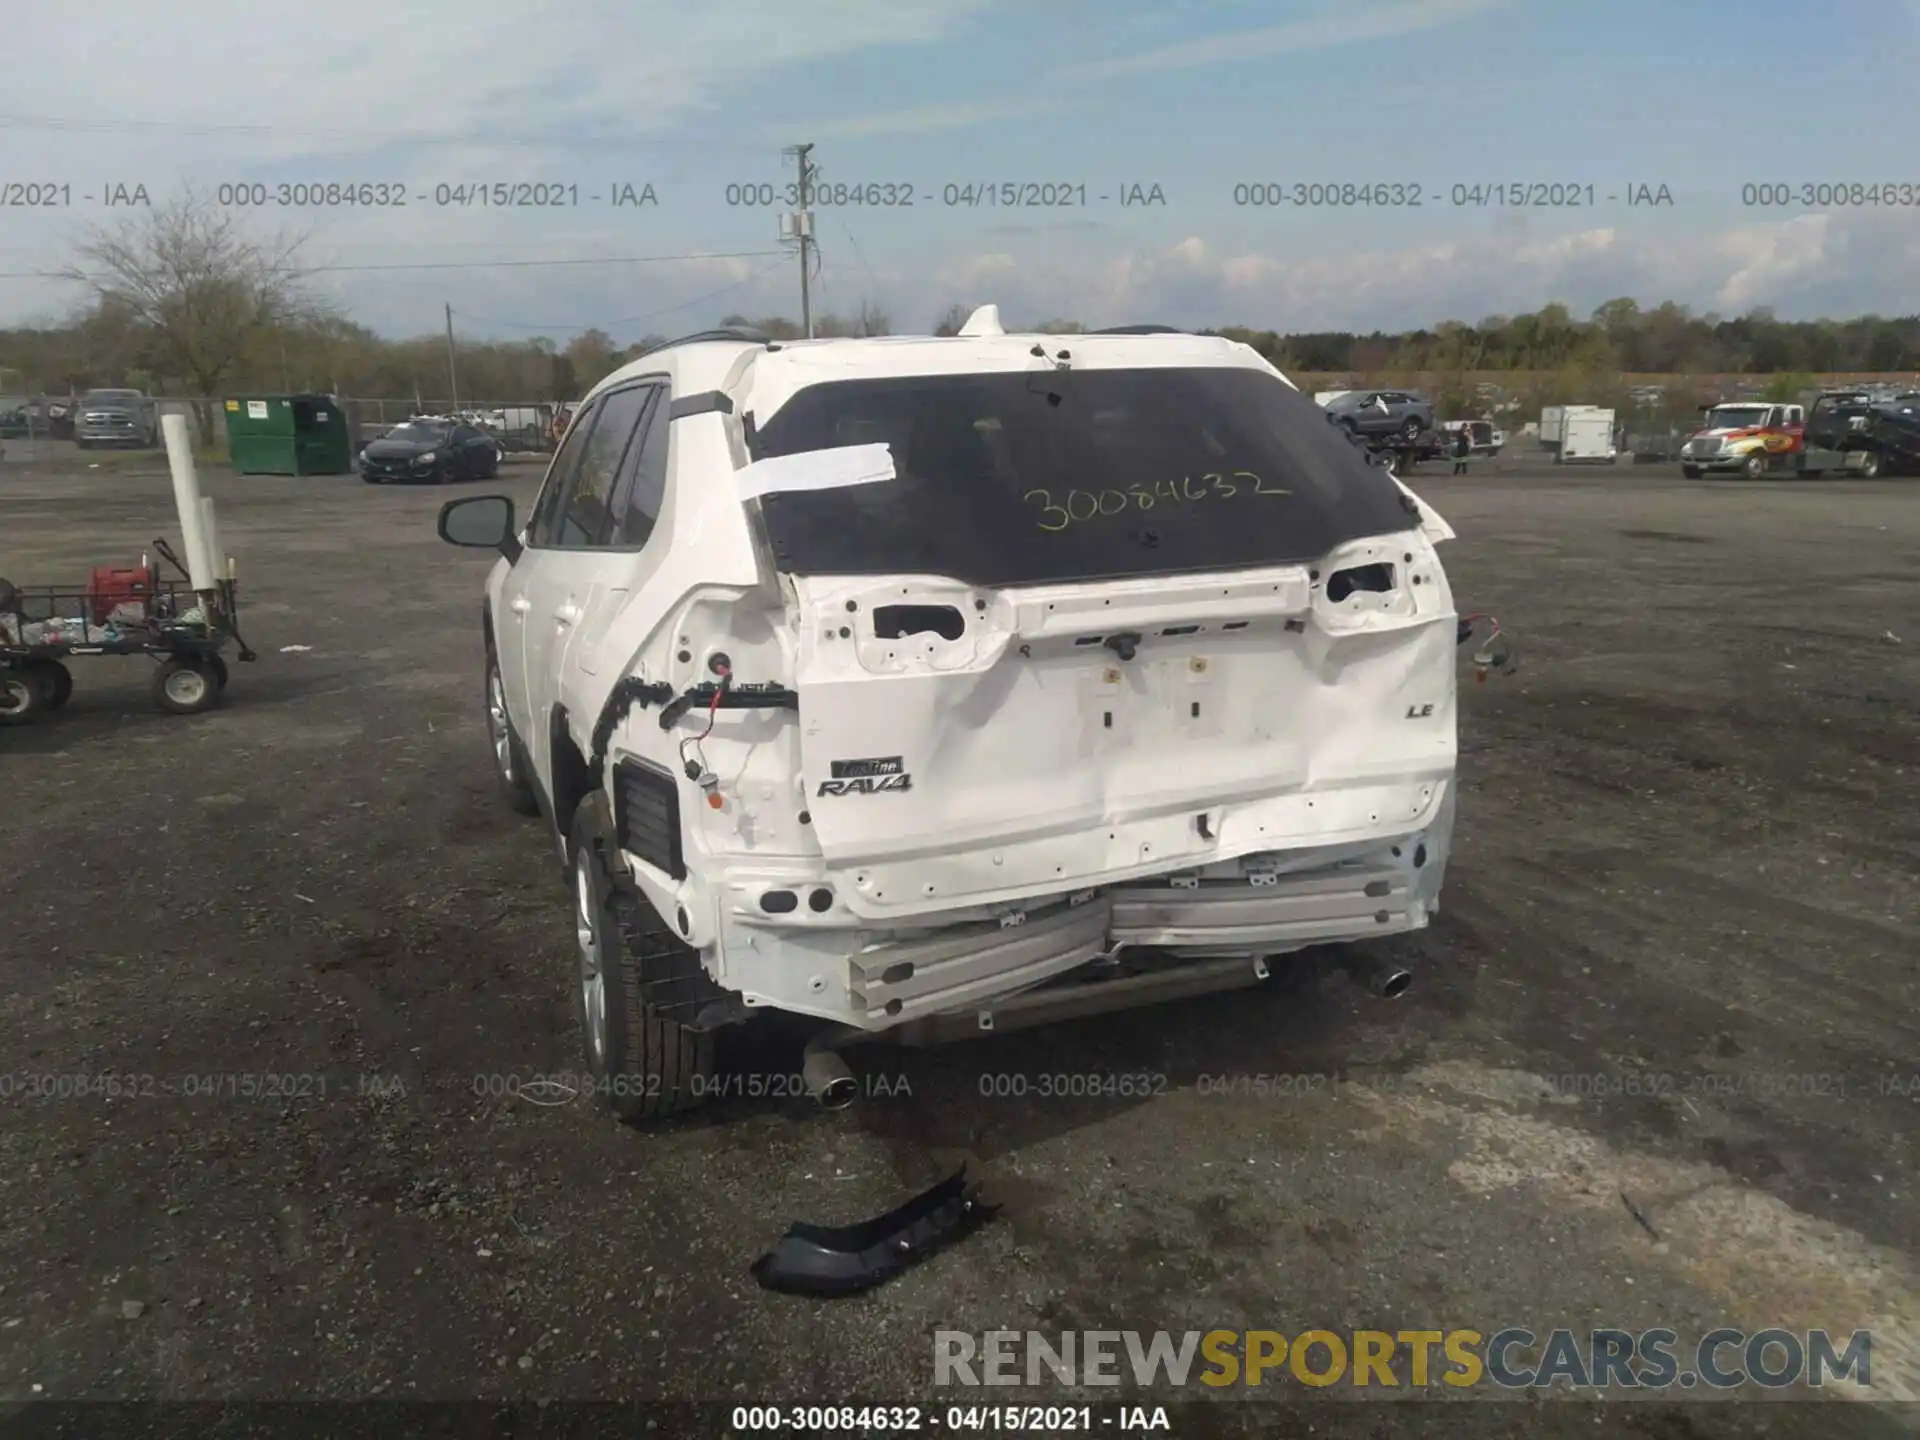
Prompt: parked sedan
<box><xmin>359</xmin><ymin>420</ymin><xmax>501</xmax><ymax>484</ymax></box>
<box><xmin>1322</xmin><ymin>389</ymin><xmax>1435</xmax><ymax>442</ymax></box>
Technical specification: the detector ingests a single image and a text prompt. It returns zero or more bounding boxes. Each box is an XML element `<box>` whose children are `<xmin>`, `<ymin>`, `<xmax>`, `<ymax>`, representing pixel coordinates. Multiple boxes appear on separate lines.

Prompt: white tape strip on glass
<box><xmin>733</xmin><ymin>442</ymin><xmax>895</xmax><ymax>502</ymax></box>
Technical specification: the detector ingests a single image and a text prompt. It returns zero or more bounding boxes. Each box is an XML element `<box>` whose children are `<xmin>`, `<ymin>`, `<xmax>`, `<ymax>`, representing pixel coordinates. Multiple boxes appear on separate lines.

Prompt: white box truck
<box><xmin>1559</xmin><ymin>407</ymin><xmax>1617</xmax><ymax>463</ymax></box>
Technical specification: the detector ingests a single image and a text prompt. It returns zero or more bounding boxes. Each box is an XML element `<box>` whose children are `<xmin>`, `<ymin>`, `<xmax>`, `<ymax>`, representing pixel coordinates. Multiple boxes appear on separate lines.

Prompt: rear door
<box><xmin>745</xmin><ymin>363</ymin><xmax>1456</xmax><ymax>915</ymax></box>
<box><xmin>557</xmin><ymin>379</ymin><xmax>672</xmax><ymax>688</ymax></box>
<box><xmin>519</xmin><ymin>381</ymin><xmax>660</xmax><ymax>777</ymax></box>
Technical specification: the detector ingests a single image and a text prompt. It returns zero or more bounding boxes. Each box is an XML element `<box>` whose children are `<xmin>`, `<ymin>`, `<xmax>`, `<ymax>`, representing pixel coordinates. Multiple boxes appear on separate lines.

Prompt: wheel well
<box><xmin>547</xmin><ymin>706</ymin><xmax>594</xmax><ymax>844</ymax></box>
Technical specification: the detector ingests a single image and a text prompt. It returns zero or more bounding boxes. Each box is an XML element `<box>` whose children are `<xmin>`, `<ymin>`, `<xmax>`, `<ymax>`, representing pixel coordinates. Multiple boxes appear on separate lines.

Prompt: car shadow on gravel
<box><xmin>680</xmin><ymin>934</ymin><xmax>1473</xmax><ymax>1167</ymax></box>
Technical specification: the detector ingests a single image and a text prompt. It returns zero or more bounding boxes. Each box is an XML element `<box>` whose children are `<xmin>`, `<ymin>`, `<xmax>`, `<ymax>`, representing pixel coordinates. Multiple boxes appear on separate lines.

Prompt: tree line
<box><xmin>2</xmin><ymin>191</ymin><xmax>1914</xmax><ymax>441</ymax></box>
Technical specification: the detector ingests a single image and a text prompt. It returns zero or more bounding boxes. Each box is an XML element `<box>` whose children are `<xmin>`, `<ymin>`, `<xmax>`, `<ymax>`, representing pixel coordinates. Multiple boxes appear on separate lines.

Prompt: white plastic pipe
<box><xmin>161</xmin><ymin>413</ymin><xmax>216</xmax><ymax>591</ymax></box>
<box><xmin>199</xmin><ymin>497</ymin><xmax>228</xmax><ymax>582</ymax></box>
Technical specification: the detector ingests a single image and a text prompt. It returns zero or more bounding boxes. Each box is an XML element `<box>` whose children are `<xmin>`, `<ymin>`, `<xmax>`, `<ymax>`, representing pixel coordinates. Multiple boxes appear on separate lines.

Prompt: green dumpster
<box><xmin>223</xmin><ymin>393</ymin><xmax>353</xmax><ymax>475</ymax></box>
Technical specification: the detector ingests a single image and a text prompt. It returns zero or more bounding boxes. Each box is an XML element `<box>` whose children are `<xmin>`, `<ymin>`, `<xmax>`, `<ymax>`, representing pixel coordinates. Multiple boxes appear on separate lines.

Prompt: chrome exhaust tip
<box><xmin>801</xmin><ymin>1041</ymin><xmax>859</xmax><ymax>1110</ymax></box>
<box><xmin>1342</xmin><ymin>949</ymin><xmax>1413</xmax><ymax>999</ymax></box>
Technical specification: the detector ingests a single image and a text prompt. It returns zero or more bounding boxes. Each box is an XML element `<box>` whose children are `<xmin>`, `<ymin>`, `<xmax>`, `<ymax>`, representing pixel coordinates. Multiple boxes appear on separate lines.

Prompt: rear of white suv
<box><xmin>440</xmin><ymin>316</ymin><xmax>1461</xmax><ymax>1122</ymax></box>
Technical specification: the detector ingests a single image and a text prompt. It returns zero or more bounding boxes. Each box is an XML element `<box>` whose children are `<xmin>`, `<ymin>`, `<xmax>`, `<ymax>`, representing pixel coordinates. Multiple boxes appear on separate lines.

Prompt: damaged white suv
<box><xmin>439</xmin><ymin>307</ymin><xmax>1463</xmax><ymax>1122</ymax></box>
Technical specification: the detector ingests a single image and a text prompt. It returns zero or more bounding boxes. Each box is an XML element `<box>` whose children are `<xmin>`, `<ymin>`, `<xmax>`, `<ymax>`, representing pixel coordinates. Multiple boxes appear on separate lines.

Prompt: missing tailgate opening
<box><xmin>1326</xmin><ymin>563</ymin><xmax>1396</xmax><ymax>603</ymax></box>
<box><xmin>873</xmin><ymin>604</ymin><xmax>965</xmax><ymax>641</ymax></box>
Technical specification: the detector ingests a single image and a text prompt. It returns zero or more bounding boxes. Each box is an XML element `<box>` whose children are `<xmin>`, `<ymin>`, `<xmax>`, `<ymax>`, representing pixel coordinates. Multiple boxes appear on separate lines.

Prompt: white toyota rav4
<box><xmin>439</xmin><ymin>307</ymin><xmax>1463</xmax><ymax>1122</ymax></box>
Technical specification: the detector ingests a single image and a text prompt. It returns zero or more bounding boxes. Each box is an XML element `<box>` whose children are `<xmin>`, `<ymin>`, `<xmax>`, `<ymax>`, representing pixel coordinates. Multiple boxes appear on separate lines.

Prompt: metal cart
<box><xmin>0</xmin><ymin>539</ymin><xmax>257</xmax><ymax>724</ymax></box>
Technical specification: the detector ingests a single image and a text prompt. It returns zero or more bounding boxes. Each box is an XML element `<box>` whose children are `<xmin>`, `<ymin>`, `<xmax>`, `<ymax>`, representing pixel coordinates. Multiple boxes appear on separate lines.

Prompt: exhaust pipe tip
<box><xmin>802</xmin><ymin>1043</ymin><xmax>858</xmax><ymax>1110</ymax></box>
<box><xmin>1372</xmin><ymin>967</ymin><xmax>1413</xmax><ymax>1000</ymax></box>
<box><xmin>1340</xmin><ymin>951</ymin><xmax>1413</xmax><ymax>1000</ymax></box>
<box><xmin>815</xmin><ymin>1074</ymin><xmax>858</xmax><ymax>1110</ymax></box>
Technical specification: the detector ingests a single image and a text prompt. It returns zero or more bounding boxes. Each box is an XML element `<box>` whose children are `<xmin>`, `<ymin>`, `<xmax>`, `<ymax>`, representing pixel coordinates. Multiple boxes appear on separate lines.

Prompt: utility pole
<box><xmin>444</xmin><ymin>303</ymin><xmax>460</xmax><ymax>411</ymax></box>
<box><xmin>782</xmin><ymin>143</ymin><xmax>816</xmax><ymax>338</ymax></box>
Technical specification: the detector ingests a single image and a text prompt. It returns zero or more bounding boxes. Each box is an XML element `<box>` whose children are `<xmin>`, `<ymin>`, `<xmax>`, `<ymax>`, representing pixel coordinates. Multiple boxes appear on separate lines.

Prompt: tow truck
<box><xmin>1791</xmin><ymin>388</ymin><xmax>1920</xmax><ymax>478</ymax></box>
<box><xmin>1678</xmin><ymin>401</ymin><xmax>1804</xmax><ymax>478</ymax></box>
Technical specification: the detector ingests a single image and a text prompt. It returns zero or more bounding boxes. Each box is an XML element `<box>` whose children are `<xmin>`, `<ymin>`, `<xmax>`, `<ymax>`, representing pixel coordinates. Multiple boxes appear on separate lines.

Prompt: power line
<box><xmin>0</xmin><ymin>247</ymin><xmax>787</xmax><ymax>281</ymax></box>
<box><xmin>839</xmin><ymin>218</ymin><xmax>886</xmax><ymax>302</ymax></box>
<box><xmin>449</xmin><ymin>254</ymin><xmax>791</xmax><ymax>333</ymax></box>
<box><xmin>292</xmin><ymin>248</ymin><xmax>787</xmax><ymax>276</ymax></box>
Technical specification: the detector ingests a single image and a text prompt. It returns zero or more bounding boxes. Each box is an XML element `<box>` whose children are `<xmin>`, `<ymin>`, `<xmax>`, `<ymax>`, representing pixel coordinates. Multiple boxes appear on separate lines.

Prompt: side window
<box><xmin>556</xmin><ymin>384</ymin><xmax>653</xmax><ymax>548</ymax></box>
<box><xmin>609</xmin><ymin>385</ymin><xmax>671</xmax><ymax>549</ymax></box>
<box><xmin>526</xmin><ymin>399</ymin><xmax>601</xmax><ymax>548</ymax></box>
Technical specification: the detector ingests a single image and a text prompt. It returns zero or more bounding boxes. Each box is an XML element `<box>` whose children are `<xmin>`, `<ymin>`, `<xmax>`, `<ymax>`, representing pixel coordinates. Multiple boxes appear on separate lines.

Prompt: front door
<box><xmin>498</xmin><ymin>399</ymin><xmax>601</xmax><ymax>768</ymax></box>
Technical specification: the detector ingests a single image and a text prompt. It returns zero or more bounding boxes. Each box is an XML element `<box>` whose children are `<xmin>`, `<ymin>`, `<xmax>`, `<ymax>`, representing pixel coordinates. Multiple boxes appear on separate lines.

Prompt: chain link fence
<box><xmin>2</xmin><ymin>393</ymin><xmax>572</xmax><ymax>463</ymax></box>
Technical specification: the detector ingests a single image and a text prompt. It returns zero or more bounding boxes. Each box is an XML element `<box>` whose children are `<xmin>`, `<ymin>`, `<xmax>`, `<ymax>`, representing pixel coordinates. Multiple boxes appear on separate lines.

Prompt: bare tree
<box><xmin>932</xmin><ymin>303</ymin><xmax>969</xmax><ymax>336</ymax></box>
<box><xmin>62</xmin><ymin>185</ymin><xmax>326</xmax><ymax>442</ymax></box>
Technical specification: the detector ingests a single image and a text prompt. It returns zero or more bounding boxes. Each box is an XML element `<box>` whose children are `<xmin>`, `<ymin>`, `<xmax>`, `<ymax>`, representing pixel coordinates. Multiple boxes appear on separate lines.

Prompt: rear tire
<box><xmin>25</xmin><ymin>659</ymin><xmax>72</xmax><ymax>710</ymax></box>
<box><xmin>0</xmin><ymin>668</ymin><xmax>45</xmax><ymax>725</ymax></box>
<box><xmin>567</xmin><ymin>793</ymin><xmax>715</xmax><ymax>1123</ymax></box>
<box><xmin>151</xmin><ymin>658</ymin><xmax>219</xmax><ymax>714</ymax></box>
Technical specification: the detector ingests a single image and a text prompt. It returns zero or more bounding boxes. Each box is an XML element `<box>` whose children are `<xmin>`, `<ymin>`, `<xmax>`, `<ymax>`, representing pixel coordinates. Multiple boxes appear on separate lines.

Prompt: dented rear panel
<box><xmin>739</xmin><ymin>360</ymin><xmax>1457</xmax><ymax>922</ymax></box>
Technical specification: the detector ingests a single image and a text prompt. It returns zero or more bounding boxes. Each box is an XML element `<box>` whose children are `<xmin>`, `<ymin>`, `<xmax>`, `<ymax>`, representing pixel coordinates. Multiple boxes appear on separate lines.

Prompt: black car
<box><xmin>360</xmin><ymin>419</ymin><xmax>501</xmax><ymax>484</ymax></box>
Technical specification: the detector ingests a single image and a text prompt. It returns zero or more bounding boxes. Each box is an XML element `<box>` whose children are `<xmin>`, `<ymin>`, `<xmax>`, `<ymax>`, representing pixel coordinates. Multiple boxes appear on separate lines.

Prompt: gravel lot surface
<box><xmin>1</xmin><ymin>448</ymin><xmax>1916</xmax><ymax>1437</ymax></box>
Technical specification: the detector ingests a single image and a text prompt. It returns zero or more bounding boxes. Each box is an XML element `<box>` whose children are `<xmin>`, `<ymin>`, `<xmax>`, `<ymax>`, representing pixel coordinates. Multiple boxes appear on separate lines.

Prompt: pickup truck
<box><xmin>73</xmin><ymin>390</ymin><xmax>160</xmax><ymax>449</ymax></box>
<box><xmin>1442</xmin><ymin>419</ymin><xmax>1504</xmax><ymax>457</ymax></box>
<box><xmin>1791</xmin><ymin>389</ymin><xmax>1920</xmax><ymax>478</ymax></box>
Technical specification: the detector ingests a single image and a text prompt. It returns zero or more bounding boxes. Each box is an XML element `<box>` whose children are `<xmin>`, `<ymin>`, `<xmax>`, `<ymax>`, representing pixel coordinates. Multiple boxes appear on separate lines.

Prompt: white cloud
<box><xmin>0</xmin><ymin>0</ymin><xmax>1008</xmax><ymax>165</ymax></box>
<box><xmin>932</xmin><ymin>211</ymin><xmax>1920</xmax><ymax>331</ymax></box>
<box><xmin>1052</xmin><ymin>0</ymin><xmax>1513</xmax><ymax>82</ymax></box>
<box><xmin>787</xmin><ymin>97</ymin><xmax>1071</xmax><ymax>141</ymax></box>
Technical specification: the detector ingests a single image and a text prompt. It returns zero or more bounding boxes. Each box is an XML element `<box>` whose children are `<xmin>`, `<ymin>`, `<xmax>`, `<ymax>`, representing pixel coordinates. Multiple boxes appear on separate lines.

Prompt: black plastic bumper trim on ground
<box><xmin>749</xmin><ymin>1168</ymin><xmax>998</xmax><ymax>1297</ymax></box>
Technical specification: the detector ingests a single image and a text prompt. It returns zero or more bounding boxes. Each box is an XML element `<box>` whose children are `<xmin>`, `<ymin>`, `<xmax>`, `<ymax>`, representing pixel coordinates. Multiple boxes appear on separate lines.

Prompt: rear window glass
<box><xmin>746</xmin><ymin>366</ymin><xmax>1418</xmax><ymax>586</ymax></box>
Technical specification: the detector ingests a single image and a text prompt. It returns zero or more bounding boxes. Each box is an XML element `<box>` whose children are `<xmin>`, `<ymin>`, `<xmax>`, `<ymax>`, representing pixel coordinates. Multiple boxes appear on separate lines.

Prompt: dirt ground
<box><xmin>1</xmin><ymin>444</ymin><xmax>1917</xmax><ymax>1437</ymax></box>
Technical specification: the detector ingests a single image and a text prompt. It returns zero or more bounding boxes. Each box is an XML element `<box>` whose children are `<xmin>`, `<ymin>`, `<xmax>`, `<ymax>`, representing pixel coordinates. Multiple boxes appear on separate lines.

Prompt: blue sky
<box><xmin>2</xmin><ymin>0</ymin><xmax>1917</xmax><ymax>340</ymax></box>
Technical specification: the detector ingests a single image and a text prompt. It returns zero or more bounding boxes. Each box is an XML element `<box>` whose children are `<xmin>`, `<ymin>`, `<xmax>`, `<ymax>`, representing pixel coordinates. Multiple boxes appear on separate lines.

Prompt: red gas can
<box><xmin>87</xmin><ymin>564</ymin><xmax>155</xmax><ymax>625</ymax></box>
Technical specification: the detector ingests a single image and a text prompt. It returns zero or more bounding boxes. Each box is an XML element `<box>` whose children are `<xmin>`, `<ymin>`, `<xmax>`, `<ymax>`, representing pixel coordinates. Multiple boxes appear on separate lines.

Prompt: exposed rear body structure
<box><xmin>441</xmin><ymin>311</ymin><xmax>1465</xmax><ymax>1119</ymax></box>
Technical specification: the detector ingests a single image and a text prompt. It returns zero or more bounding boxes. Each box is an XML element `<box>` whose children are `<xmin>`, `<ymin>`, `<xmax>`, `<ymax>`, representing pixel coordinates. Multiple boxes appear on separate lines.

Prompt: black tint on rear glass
<box><xmin>746</xmin><ymin>366</ymin><xmax>1417</xmax><ymax>585</ymax></box>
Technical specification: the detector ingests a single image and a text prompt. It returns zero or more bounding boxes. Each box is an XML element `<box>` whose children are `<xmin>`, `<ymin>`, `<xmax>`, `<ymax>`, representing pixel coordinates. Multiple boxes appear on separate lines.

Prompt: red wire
<box><xmin>696</xmin><ymin>663</ymin><xmax>730</xmax><ymax>742</ymax></box>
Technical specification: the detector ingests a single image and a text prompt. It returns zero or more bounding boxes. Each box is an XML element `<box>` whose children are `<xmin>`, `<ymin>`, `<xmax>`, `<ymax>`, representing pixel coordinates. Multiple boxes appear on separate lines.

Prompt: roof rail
<box><xmin>638</xmin><ymin>326</ymin><xmax>771</xmax><ymax>356</ymax></box>
<box><xmin>1088</xmin><ymin>324</ymin><xmax>1183</xmax><ymax>335</ymax></box>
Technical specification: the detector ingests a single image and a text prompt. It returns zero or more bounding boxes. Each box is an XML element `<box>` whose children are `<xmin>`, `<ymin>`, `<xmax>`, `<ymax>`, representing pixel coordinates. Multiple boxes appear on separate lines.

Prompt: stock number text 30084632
<box><xmin>1023</xmin><ymin>473</ymin><xmax>1287</xmax><ymax>531</ymax></box>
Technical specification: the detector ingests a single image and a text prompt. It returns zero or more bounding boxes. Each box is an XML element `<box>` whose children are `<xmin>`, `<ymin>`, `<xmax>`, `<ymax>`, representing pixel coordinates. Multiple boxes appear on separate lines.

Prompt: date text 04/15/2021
<box><xmin>727</xmin><ymin>1404</ymin><xmax>1171</xmax><ymax>1432</ymax></box>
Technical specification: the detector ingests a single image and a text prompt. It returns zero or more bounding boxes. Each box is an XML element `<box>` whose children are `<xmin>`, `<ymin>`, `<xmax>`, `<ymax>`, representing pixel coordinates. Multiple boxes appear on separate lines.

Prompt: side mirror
<box><xmin>438</xmin><ymin>494</ymin><xmax>522</xmax><ymax>562</ymax></box>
